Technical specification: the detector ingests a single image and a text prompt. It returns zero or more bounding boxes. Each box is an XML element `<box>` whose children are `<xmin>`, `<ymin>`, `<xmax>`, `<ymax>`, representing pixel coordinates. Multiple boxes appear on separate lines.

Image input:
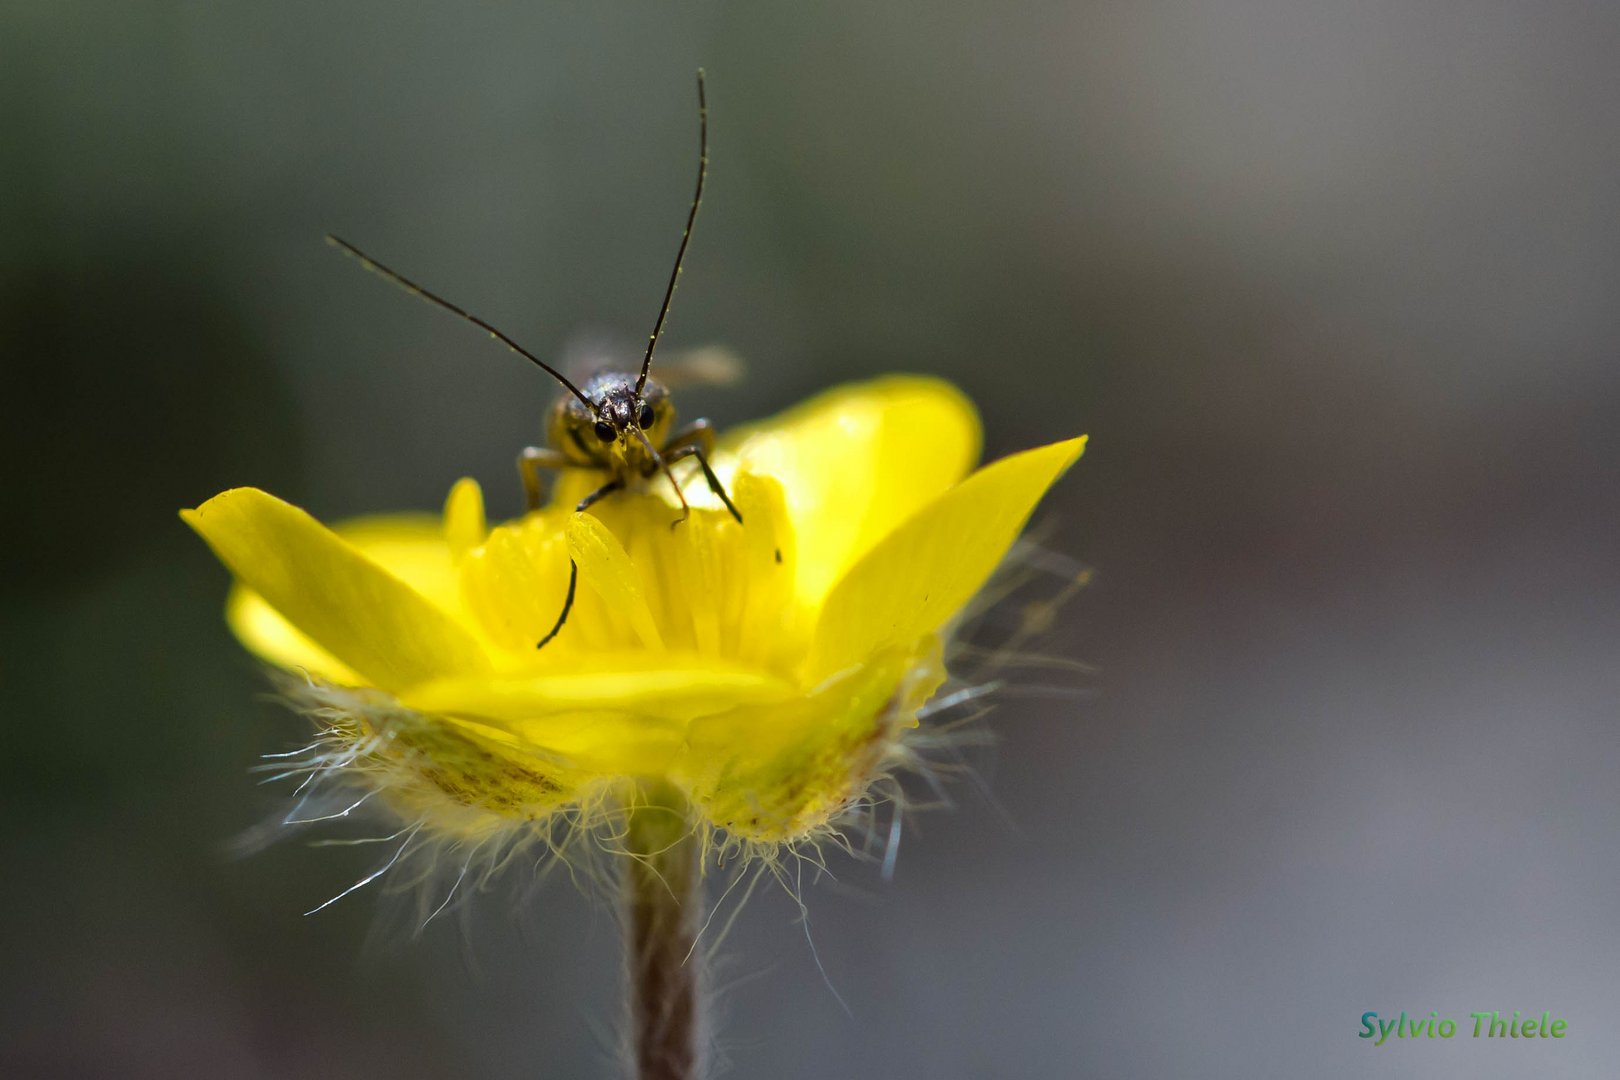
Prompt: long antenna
<box><xmin>325</xmin><ymin>235</ymin><xmax>597</xmax><ymax>411</ymax></box>
<box><xmin>637</xmin><ymin>69</ymin><xmax>708</xmax><ymax>396</ymax></box>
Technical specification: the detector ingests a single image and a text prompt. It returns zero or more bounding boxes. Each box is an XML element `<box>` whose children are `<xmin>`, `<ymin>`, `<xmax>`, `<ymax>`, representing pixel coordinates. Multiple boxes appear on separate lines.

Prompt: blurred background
<box><xmin>4</xmin><ymin>2</ymin><xmax>1619</xmax><ymax>1077</ymax></box>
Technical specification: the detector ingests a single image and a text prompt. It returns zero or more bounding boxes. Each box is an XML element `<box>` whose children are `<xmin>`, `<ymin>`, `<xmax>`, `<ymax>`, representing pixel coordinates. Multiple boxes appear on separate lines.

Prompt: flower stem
<box><xmin>623</xmin><ymin>780</ymin><xmax>703</xmax><ymax>1080</ymax></box>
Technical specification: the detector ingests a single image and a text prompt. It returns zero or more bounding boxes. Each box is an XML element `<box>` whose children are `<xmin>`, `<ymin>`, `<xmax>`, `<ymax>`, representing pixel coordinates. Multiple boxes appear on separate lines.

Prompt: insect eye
<box><xmin>638</xmin><ymin>403</ymin><xmax>655</xmax><ymax>428</ymax></box>
<box><xmin>593</xmin><ymin>420</ymin><xmax>616</xmax><ymax>442</ymax></box>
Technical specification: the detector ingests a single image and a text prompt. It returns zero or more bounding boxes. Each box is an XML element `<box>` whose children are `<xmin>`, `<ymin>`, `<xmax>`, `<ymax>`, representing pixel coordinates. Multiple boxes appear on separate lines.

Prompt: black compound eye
<box><xmin>593</xmin><ymin>420</ymin><xmax>616</xmax><ymax>443</ymax></box>
<box><xmin>638</xmin><ymin>403</ymin><xmax>655</xmax><ymax>428</ymax></box>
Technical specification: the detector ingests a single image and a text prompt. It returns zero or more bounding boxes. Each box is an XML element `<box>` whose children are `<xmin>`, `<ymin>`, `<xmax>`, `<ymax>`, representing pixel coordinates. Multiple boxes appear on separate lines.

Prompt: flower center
<box><xmin>455</xmin><ymin>472</ymin><xmax>809</xmax><ymax>680</ymax></box>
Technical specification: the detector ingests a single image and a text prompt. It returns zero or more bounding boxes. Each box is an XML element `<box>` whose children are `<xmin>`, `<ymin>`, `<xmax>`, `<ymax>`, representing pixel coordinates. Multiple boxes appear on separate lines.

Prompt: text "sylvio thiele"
<box><xmin>1359</xmin><ymin>1011</ymin><xmax>1567</xmax><ymax>1046</ymax></box>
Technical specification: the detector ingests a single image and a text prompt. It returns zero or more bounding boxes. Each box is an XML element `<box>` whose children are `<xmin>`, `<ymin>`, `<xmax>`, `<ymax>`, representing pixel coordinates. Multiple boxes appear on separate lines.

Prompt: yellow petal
<box><xmin>183</xmin><ymin>488</ymin><xmax>491</xmax><ymax>690</ymax></box>
<box><xmin>327</xmin><ymin>515</ymin><xmax>466</xmax><ymax>614</ymax></box>
<box><xmin>727</xmin><ymin>376</ymin><xmax>981</xmax><ymax>604</ymax></box>
<box><xmin>727</xmin><ymin>473</ymin><xmax>807</xmax><ymax>668</ymax></box>
<box><xmin>567</xmin><ymin>512</ymin><xmax>665</xmax><ymax>650</ymax></box>
<box><xmin>457</xmin><ymin>509</ymin><xmax>574</xmax><ymax>656</ymax></box>
<box><xmin>226</xmin><ymin>587</ymin><xmax>362</xmax><ymax>684</ymax></box>
<box><xmin>401</xmin><ymin>655</ymin><xmax>793</xmax><ymax>727</ymax></box>
<box><xmin>444</xmin><ymin>476</ymin><xmax>487</xmax><ymax>561</ymax></box>
<box><xmin>223</xmin><ymin>512</ymin><xmax>470</xmax><ymax>681</ymax></box>
<box><xmin>807</xmin><ymin>436</ymin><xmax>1086</xmax><ymax>679</ymax></box>
<box><xmin>402</xmin><ymin>655</ymin><xmax>797</xmax><ymax>775</ymax></box>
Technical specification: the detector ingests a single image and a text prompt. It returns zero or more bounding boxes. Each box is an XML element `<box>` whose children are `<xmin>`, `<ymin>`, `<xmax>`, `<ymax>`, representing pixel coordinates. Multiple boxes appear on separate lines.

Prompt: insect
<box><xmin>326</xmin><ymin>70</ymin><xmax>741</xmax><ymax>650</ymax></box>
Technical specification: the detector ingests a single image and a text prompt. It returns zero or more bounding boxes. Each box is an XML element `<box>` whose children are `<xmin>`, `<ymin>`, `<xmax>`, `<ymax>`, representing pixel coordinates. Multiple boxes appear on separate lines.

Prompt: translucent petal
<box><xmin>567</xmin><ymin>512</ymin><xmax>665</xmax><ymax>650</ymax></box>
<box><xmin>726</xmin><ymin>376</ymin><xmax>981</xmax><ymax>605</ymax></box>
<box><xmin>808</xmin><ymin>436</ymin><xmax>1087</xmax><ymax>680</ymax></box>
<box><xmin>225</xmin><ymin>587</ymin><xmax>362</xmax><ymax>684</ymax></box>
<box><xmin>219</xmin><ymin>510</ymin><xmax>476</xmax><ymax>682</ymax></box>
<box><xmin>329</xmin><ymin>515</ymin><xmax>466</xmax><ymax>615</ymax></box>
<box><xmin>183</xmin><ymin>488</ymin><xmax>490</xmax><ymax>691</ymax></box>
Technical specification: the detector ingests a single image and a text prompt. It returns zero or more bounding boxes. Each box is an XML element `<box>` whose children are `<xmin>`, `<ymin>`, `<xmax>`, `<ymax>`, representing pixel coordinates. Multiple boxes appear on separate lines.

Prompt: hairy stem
<box><xmin>623</xmin><ymin>781</ymin><xmax>703</xmax><ymax>1080</ymax></box>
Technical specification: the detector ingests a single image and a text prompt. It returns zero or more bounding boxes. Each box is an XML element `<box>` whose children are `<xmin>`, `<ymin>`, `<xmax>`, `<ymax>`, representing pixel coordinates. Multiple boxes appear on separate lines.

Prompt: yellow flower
<box><xmin>184</xmin><ymin>376</ymin><xmax>1084</xmax><ymax>855</ymax></box>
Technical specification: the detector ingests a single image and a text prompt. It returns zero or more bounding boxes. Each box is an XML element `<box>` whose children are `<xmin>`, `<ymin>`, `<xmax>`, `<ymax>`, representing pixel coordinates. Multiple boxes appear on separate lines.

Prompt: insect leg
<box><xmin>535</xmin><ymin>478</ymin><xmax>624</xmax><ymax>650</ymax></box>
<box><xmin>661</xmin><ymin>418</ymin><xmax>716</xmax><ymax>456</ymax></box>
<box><xmin>629</xmin><ymin>427</ymin><xmax>692</xmax><ymax>527</ymax></box>
<box><xmin>518</xmin><ymin>446</ymin><xmax>581</xmax><ymax>512</ymax></box>
<box><xmin>576</xmin><ymin>478</ymin><xmax>623</xmax><ymax>513</ymax></box>
<box><xmin>662</xmin><ymin>444</ymin><xmax>742</xmax><ymax>524</ymax></box>
<box><xmin>662</xmin><ymin>419</ymin><xmax>740</xmax><ymax>524</ymax></box>
<box><xmin>659</xmin><ymin>459</ymin><xmax>692</xmax><ymax>528</ymax></box>
<box><xmin>536</xmin><ymin>561</ymin><xmax>576</xmax><ymax>650</ymax></box>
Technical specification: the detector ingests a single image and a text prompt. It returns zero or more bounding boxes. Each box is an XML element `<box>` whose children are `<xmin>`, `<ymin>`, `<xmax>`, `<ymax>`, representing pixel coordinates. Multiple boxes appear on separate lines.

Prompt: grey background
<box><xmin>4</xmin><ymin>2</ymin><xmax>1618</xmax><ymax>1077</ymax></box>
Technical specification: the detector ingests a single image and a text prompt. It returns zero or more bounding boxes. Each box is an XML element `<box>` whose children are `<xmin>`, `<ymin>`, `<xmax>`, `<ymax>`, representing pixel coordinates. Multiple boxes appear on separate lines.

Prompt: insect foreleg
<box><xmin>660</xmin><ymin>418</ymin><xmax>716</xmax><ymax>457</ymax></box>
<box><xmin>662</xmin><ymin>444</ymin><xmax>742</xmax><ymax>524</ymax></box>
<box><xmin>518</xmin><ymin>446</ymin><xmax>586</xmax><ymax>512</ymax></box>
<box><xmin>629</xmin><ymin>427</ymin><xmax>692</xmax><ymax>527</ymax></box>
<box><xmin>576</xmin><ymin>478</ymin><xmax>624</xmax><ymax>513</ymax></box>
<box><xmin>662</xmin><ymin>419</ymin><xmax>740</xmax><ymax>524</ymax></box>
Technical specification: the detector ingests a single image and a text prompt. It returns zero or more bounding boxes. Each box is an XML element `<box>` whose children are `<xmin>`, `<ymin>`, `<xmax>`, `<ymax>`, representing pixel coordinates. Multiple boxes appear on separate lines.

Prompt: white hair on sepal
<box><xmin>226</xmin><ymin>668</ymin><xmax>621</xmax><ymax>939</ymax></box>
<box><xmin>800</xmin><ymin>521</ymin><xmax>1096</xmax><ymax>889</ymax></box>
